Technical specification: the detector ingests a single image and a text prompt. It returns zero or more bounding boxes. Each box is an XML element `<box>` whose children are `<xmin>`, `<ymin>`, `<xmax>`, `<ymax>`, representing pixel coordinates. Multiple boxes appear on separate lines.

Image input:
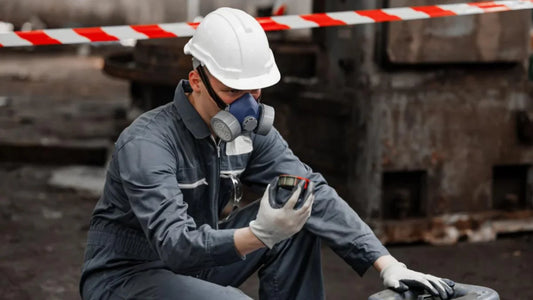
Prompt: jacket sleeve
<box><xmin>242</xmin><ymin>129</ymin><xmax>390</xmax><ymax>276</ymax></box>
<box><xmin>116</xmin><ymin>137</ymin><xmax>243</xmax><ymax>273</ymax></box>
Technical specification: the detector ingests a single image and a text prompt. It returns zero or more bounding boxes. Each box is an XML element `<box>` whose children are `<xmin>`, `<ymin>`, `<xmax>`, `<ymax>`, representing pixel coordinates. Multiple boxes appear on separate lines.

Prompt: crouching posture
<box><xmin>80</xmin><ymin>7</ymin><xmax>455</xmax><ymax>300</ymax></box>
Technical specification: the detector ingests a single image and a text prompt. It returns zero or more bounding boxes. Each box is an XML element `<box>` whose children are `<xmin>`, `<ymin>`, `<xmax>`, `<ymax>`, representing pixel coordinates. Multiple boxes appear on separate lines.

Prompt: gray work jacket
<box><xmin>81</xmin><ymin>80</ymin><xmax>389</xmax><ymax>284</ymax></box>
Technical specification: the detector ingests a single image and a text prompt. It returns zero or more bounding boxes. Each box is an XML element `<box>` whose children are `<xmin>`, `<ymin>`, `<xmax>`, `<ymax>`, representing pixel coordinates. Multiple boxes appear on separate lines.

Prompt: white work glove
<box><xmin>249</xmin><ymin>181</ymin><xmax>314</xmax><ymax>248</ymax></box>
<box><xmin>381</xmin><ymin>262</ymin><xmax>455</xmax><ymax>299</ymax></box>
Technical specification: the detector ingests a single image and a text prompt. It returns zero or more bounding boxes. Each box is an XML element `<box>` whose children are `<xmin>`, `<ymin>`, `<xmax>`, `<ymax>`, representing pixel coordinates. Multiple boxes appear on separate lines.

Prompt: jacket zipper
<box><xmin>210</xmin><ymin>135</ymin><xmax>221</xmax><ymax>229</ymax></box>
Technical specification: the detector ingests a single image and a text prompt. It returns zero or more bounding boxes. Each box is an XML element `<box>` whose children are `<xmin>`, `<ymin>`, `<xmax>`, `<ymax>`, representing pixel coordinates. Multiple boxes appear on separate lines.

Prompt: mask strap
<box><xmin>196</xmin><ymin>65</ymin><xmax>227</xmax><ymax>110</ymax></box>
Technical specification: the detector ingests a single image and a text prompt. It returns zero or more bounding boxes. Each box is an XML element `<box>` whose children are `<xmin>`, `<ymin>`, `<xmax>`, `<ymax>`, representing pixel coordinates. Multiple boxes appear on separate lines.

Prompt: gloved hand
<box><xmin>380</xmin><ymin>261</ymin><xmax>455</xmax><ymax>299</ymax></box>
<box><xmin>249</xmin><ymin>181</ymin><xmax>314</xmax><ymax>248</ymax></box>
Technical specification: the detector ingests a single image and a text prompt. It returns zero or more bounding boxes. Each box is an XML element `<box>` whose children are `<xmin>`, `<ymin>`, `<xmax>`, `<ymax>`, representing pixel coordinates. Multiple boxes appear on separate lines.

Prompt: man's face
<box><xmin>201</xmin><ymin>69</ymin><xmax>261</xmax><ymax>106</ymax></box>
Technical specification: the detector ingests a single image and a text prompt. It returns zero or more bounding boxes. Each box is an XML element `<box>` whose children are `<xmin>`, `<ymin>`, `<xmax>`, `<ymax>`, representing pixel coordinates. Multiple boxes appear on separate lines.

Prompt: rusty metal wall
<box><xmin>387</xmin><ymin>0</ymin><xmax>530</xmax><ymax>63</ymax></box>
<box><xmin>292</xmin><ymin>0</ymin><xmax>533</xmax><ymax>243</ymax></box>
<box><xmin>270</xmin><ymin>1</ymin><xmax>533</xmax><ymax>243</ymax></box>
<box><xmin>380</xmin><ymin>67</ymin><xmax>532</xmax><ymax>214</ymax></box>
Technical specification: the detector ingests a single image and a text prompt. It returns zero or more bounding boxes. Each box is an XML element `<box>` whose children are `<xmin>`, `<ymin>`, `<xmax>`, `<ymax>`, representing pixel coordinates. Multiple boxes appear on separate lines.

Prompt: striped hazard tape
<box><xmin>1</xmin><ymin>0</ymin><xmax>532</xmax><ymax>47</ymax></box>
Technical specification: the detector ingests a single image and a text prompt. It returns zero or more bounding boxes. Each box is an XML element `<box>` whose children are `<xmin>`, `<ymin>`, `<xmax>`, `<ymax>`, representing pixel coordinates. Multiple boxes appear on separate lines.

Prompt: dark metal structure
<box><xmin>103</xmin><ymin>0</ymin><xmax>533</xmax><ymax>244</ymax></box>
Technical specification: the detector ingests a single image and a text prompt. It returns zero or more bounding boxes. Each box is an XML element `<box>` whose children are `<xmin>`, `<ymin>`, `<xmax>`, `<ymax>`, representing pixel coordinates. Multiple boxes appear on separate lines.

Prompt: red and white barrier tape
<box><xmin>1</xmin><ymin>0</ymin><xmax>532</xmax><ymax>47</ymax></box>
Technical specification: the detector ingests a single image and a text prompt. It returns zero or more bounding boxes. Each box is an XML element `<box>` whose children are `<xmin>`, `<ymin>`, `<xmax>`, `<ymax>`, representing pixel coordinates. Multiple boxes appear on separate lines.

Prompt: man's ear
<box><xmin>188</xmin><ymin>70</ymin><xmax>202</xmax><ymax>92</ymax></box>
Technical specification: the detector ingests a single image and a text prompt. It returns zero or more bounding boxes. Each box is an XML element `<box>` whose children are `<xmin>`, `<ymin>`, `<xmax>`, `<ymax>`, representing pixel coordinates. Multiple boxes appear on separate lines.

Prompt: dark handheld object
<box><xmin>268</xmin><ymin>175</ymin><xmax>313</xmax><ymax>209</ymax></box>
<box><xmin>368</xmin><ymin>283</ymin><xmax>499</xmax><ymax>300</ymax></box>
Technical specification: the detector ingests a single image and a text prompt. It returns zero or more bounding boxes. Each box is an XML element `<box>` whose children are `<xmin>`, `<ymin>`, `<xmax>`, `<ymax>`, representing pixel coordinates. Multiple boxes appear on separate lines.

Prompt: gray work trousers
<box><xmin>81</xmin><ymin>201</ymin><xmax>325</xmax><ymax>300</ymax></box>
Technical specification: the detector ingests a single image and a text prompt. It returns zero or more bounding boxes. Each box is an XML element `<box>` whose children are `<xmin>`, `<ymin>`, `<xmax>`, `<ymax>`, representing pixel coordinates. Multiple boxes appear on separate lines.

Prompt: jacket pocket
<box><xmin>176</xmin><ymin>167</ymin><xmax>207</xmax><ymax>190</ymax></box>
<box><xmin>176</xmin><ymin>167</ymin><xmax>209</xmax><ymax>225</ymax></box>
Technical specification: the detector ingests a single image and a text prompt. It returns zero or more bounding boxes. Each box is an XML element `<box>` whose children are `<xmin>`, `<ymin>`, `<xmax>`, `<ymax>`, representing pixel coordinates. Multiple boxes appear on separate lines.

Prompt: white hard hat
<box><xmin>184</xmin><ymin>7</ymin><xmax>280</xmax><ymax>90</ymax></box>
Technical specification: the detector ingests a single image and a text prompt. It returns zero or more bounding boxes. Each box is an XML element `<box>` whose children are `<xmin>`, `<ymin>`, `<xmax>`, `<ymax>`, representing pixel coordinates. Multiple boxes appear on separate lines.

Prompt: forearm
<box><xmin>234</xmin><ymin>227</ymin><xmax>266</xmax><ymax>256</ymax></box>
<box><xmin>303</xmin><ymin>186</ymin><xmax>390</xmax><ymax>275</ymax></box>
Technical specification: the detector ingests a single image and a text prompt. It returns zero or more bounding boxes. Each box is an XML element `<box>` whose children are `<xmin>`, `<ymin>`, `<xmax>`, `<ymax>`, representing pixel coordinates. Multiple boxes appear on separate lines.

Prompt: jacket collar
<box><xmin>173</xmin><ymin>80</ymin><xmax>211</xmax><ymax>140</ymax></box>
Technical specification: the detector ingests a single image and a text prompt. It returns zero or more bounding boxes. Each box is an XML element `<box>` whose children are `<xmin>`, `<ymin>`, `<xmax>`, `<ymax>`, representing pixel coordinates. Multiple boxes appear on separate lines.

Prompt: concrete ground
<box><xmin>1</xmin><ymin>49</ymin><xmax>532</xmax><ymax>300</ymax></box>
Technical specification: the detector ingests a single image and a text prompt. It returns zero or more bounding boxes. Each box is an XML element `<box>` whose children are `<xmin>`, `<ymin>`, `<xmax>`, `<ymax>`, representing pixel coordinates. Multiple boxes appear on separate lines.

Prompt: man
<box><xmin>80</xmin><ymin>7</ymin><xmax>455</xmax><ymax>300</ymax></box>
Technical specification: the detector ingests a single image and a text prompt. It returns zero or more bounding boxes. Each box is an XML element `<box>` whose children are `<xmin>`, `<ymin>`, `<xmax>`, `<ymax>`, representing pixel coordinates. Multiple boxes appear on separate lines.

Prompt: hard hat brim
<box><xmin>185</xmin><ymin>42</ymin><xmax>281</xmax><ymax>90</ymax></box>
<box><xmin>216</xmin><ymin>67</ymin><xmax>281</xmax><ymax>90</ymax></box>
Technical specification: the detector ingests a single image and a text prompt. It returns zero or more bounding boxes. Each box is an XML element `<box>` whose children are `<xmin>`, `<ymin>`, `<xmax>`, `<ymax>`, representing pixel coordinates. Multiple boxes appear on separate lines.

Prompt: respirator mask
<box><xmin>211</xmin><ymin>93</ymin><xmax>275</xmax><ymax>142</ymax></box>
<box><xmin>195</xmin><ymin>60</ymin><xmax>275</xmax><ymax>142</ymax></box>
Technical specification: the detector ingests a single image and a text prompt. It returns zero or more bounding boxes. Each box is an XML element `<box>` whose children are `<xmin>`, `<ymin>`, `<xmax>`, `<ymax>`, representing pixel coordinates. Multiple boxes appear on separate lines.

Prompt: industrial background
<box><xmin>1</xmin><ymin>0</ymin><xmax>532</xmax><ymax>299</ymax></box>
